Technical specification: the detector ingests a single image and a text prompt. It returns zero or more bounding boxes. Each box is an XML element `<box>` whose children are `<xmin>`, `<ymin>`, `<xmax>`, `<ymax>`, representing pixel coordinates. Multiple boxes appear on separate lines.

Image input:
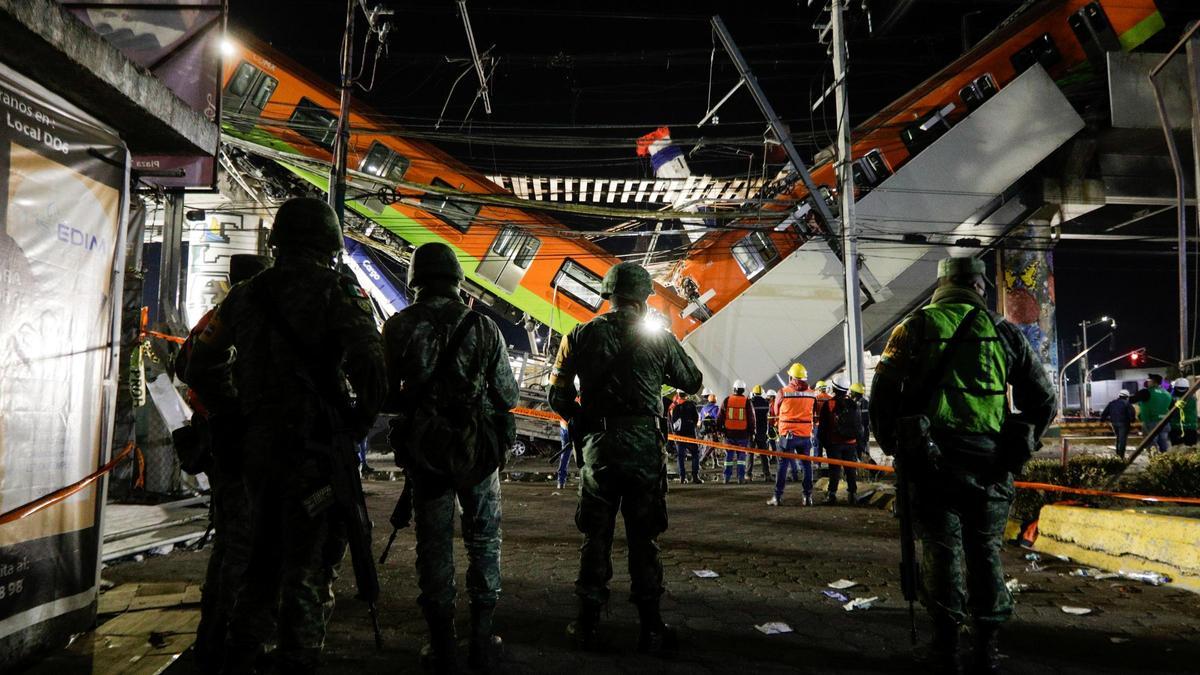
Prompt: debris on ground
<box><xmin>1070</xmin><ymin>568</ymin><xmax>1119</xmax><ymax>580</ymax></box>
<box><xmin>822</xmin><ymin>590</ymin><xmax>849</xmax><ymax>602</ymax></box>
<box><xmin>1061</xmin><ymin>606</ymin><xmax>1093</xmax><ymax>616</ymax></box>
<box><xmin>1024</xmin><ymin>553</ymin><xmax>1041</xmax><ymax>562</ymax></box>
<box><xmin>827</xmin><ymin>578</ymin><xmax>857</xmax><ymax>590</ymax></box>
<box><xmin>693</xmin><ymin>569</ymin><xmax>720</xmax><ymax>578</ymax></box>
<box><xmin>843</xmin><ymin>596</ymin><xmax>879</xmax><ymax>611</ymax></box>
<box><xmin>755</xmin><ymin>622</ymin><xmax>794</xmax><ymax>635</ymax></box>
<box><xmin>1110</xmin><ymin>636</ymin><xmax>1132</xmax><ymax>644</ymax></box>
<box><xmin>1118</xmin><ymin>570</ymin><xmax>1171</xmax><ymax>586</ymax></box>
<box><xmin>1005</xmin><ymin>578</ymin><xmax>1029</xmax><ymax>593</ymax></box>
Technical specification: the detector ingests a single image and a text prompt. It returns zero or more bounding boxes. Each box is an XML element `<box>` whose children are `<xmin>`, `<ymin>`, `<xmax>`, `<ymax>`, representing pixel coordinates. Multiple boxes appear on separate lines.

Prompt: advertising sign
<box><xmin>0</xmin><ymin>63</ymin><xmax>128</xmax><ymax>660</ymax></box>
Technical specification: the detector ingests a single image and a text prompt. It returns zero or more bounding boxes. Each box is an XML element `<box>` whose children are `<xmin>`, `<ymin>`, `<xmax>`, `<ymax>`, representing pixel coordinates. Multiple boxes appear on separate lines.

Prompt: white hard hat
<box><xmin>701</xmin><ymin>388</ymin><xmax>712</xmax><ymax>397</ymax></box>
<box><xmin>1119</xmin><ymin>389</ymin><xmax>1130</xmax><ymax>398</ymax></box>
<box><xmin>1174</xmin><ymin>377</ymin><xmax>1190</xmax><ymax>389</ymax></box>
<box><xmin>733</xmin><ymin>379</ymin><xmax>747</xmax><ymax>391</ymax></box>
<box><xmin>766</xmin><ymin>389</ymin><xmax>778</xmax><ymax>398</ymax></box>
<box><xmin>831</xmin><ymin>374</ymin><xmax>851</xmax><ymax>391</ymax></box>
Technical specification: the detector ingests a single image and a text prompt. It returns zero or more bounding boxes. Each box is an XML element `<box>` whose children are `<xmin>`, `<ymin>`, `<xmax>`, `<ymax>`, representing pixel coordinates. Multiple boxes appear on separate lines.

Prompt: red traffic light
<box><xmin>1130</xmin><ymin>351</ymin><xmax>1142</xmax><ymax>365</ymax></box>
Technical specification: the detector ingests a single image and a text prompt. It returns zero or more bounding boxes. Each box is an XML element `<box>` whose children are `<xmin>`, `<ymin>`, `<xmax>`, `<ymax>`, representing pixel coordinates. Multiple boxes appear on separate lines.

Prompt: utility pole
<box><xmin>831</xmin><ymin>0</ymin><xmax>865</xmax><ymax>385</ymax></box>
<box><xmin>329</xmin><ymin>0</ymin><xmax>355</xmax><ymax>230</ymax></box>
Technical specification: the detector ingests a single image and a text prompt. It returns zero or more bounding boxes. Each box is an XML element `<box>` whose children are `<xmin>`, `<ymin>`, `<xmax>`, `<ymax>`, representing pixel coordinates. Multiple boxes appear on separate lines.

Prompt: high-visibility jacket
<box><xmin>773</xmin><ymin>383</ymin><xmax>817</xmax><ymax>436</ymax></box>
<box><xmin>719</xmin><ymin>394</ymin><xmax>754</xmax><ymax>439</ymax></box>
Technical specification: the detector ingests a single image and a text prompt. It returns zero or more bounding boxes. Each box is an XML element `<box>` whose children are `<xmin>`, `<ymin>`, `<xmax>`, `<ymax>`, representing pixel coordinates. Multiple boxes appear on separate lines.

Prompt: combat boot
<box><xmin>635</xmin><ymin>600</ymin><xmax>679</xmax><ymax>653</ymax></box>
<box><xmin>970</xmin><ymin>623</ymin><xmax>1001</xmax><ymax>674</ymax></box>
<box><xmin>567</xmin><ymin>599</ymin><xmax>604</xmax><ymax>651</ymax></box>
<box><xmin>467</xmin><ymin>603</ymin><xmax>502</xmax><ymax>672</ymax></box>
<box><xmin>915</xmin><ymin>618</ymin><xmax>962</xmax><ymax>675</ymax></box>
<box><xmin>420</xmin><ymin>605</ymin><xmax>458</xmax><ymax>674</ymax></box>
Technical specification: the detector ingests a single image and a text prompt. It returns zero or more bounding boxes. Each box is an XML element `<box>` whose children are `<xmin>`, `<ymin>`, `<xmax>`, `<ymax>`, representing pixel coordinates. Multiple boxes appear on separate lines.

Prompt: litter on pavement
<box><xmin>827</xmin><ymin>579</ymin><xmax>858</xmax><ymax>590</ymax></box>
<box><xmin>755</xmin><ymin>622</ymin><xmax>794</xmax><ymax>635</ymax></box>
<box><xmin>843</xmin><ymin>597</ymin><xmax>879</xmax><ymax>611</ymax></box>
<box><xmin>1070</xmin><ymin>568</ymin><xmax>1118</xmax><ymax>580</ymax></box>
<box><xmin>1061</xmin><ymin>606</ymin><xmax>1093</xmax><ymax>616</ymax></box>
<box><xmin>693</xmin><ymin>570</ymin><xmax>720</xmax><ymax>578</ymax></box>
<box><xmin>822</xmin><ymin>590</ymin><xmax>849</xmax><ymax>603</ymax></box>
<box><xmin>1005</xmin><ymin>578</ymin><xmax>1029</xmax><ymax>593</ymax></box>
<box><xmin>1118</xmin><ymin>570</ymin><xmax>1170</xmax><ymax>585</ymax></box>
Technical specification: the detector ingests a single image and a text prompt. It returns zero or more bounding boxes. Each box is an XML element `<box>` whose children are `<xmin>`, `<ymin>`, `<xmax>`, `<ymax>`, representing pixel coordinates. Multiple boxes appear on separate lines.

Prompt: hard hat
<box><xmin>849</xmin><ymin>382</ymin><xmax>866</xmax><ymax>395</ymax></box>
<box><xmin>752</xmin><ymin>384</ymin><xmax>763</xmax><ymax>395</ymax></box>
<box><xmin>1118</xmin><ymin>389</ymin><xmax>1130</xmax><ymax>398</ymax></box>
<box><xmin>701</xmin><ymin>388</ymin><xmax>712</xmax><ymax>397</ymax></box>
<box><xmin>733</xmin><ymin>379</ymin><xmax>746</xmax><ymax>391</ymax></box>
<box><xmin>787</xmin><ymin>363</ymin><xmax>808</xmax><ymax>380</ymax></box>
<box><xmin>815</xmin><ymin>379</ymin><xmax>827</xmax><ymax>390</ymax></box>
<box><xmin>600</xmin><ymin>262</ymin><xmax>653</xmax><ymax>301</ymax></box>
<box><xmin>766</xmin><ymin>389</ymin><xmax>778</xmax><ymax>398</ymax></box>
<box><xmin>408</xmin><ymin>242</ymin><xmax>465</xmax><ymax>288</ymax></box>
<box><xmin>267</xmin><ymin>197</ymin><xmax>342</xmax><ymax>254</ymax></box>
<box><xmin>1174</xmin><ymin>377</ymin><xmax>1190</xmax><ymax>389</ymax></box>
<box><xmin>937</xmin><ymin>256</ymin><xmax>985</xmax><ymax>279</ymax></box>
<box><xmin>229</xmin><ymin>254</ymin><xmax>272</xmax><ymax>285</ymax></box>
<box><xmin>831</xmin><ymin>374</ymin><xmax>850</xmax><ymax>392</ymax></box>
<box><xmin>661</xmin><ymin>384</ymin><xmax>676</xmax><ymax>397</ymax></box>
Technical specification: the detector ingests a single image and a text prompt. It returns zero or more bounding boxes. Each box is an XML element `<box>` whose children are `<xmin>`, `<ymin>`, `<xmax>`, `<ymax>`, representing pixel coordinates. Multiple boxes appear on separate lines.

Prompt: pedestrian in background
<box><xmin>699</xmin><ymin>390</ymin><xmax>721</xmax><ymax>470</ymax></box>
<box><xmin>670</xmin><ymin>390</ymin><xmax>702</xmax><ymax>484</ymax></box>
<box><xmin>818</xmin><ymin>375</ymin><xmax>862</xmax><ymax>505</ymax></box>
<box><xmin>747</xmin><ymin>385</ymin><xmax>773</xmax><ymax>482</ymax></box>
<box><xmin>1099</xmin><ymin>390</ymin><xmax>1136</xmax><ymax>459</ymax></box>
<box><xmin>870</xmin><ymin>256</ymin><xmax>1056</xmax><ymax>673</ymax></box>
<box><xmin>1170</xmin><ymin>377</ymin><xmax>1197</xmax><ymax>447</ymax></box>
<box><xmin>767</xmin><ymin>363</ymin><xmax>818</xmax><ymax>506</ymax></box>
<box><xmin>548</xmin><ymin>262</ymin><xmax>702</xmax><ymax>653</ymax></box>
<box><xmin>718</xmin><ymin>380</ymin><xmax>755</xmax><ymax>484</ymax></box>
<box><xmin>1130</xmin><ymin>374</ymin><xmax>1172</xmax><ymax>454</ymax></box>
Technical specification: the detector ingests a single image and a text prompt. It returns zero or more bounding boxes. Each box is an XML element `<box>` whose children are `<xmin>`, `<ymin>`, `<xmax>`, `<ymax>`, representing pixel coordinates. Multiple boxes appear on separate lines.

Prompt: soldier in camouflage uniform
<box><xmin>186</xmin><ymin>198</ymin><xmax>386</xmax><ymax>674</ymax></box>
<box><xmin>381</xmin><ymin>242</ymin><xmax>518</xmax><ymax>674</ymax></box>
<box><xmin>870</xmin><ymin>257</ymin><xmax>1055</xmax><ymax>674</ymax></box>
<box><xmin>548</xmin><ymin>262</ymin><xmax>702</xmax><ymax>652</ymax></box>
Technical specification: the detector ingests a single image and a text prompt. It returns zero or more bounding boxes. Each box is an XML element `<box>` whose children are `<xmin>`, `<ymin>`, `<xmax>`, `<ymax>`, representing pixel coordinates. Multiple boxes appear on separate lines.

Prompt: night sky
<box><xmin>230</xmin><ymin>1</ymin><xmax>1197</xmax><ymax>374</ymax></box>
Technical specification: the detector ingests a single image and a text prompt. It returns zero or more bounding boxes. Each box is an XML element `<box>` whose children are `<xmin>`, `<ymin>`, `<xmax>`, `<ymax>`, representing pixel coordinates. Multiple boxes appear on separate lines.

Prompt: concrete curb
<box><xmin>1033</xmin><ymin>505</ymin><xmax>1200</xmax><ymax>594</ymax></box>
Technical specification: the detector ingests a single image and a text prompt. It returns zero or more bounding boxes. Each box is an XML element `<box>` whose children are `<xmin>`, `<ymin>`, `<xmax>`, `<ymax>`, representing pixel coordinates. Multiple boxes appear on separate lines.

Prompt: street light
<box><xmin>1079</xmin><ymin>316</ymin><xmax>1117</xmax><ymax>417</ymax></box>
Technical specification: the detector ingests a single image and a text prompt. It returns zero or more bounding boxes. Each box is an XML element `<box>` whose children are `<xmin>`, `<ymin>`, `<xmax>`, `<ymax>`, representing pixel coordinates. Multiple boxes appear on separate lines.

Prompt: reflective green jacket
<box><xmin>1140</xmin><ymin>386</ymin><xmax>1172</xmax><ymax>427</ymax></box>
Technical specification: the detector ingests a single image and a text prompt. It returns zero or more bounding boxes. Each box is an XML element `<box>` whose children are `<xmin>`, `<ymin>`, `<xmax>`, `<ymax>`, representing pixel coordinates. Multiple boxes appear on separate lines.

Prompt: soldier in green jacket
<box><xmin>548</xmin><ymin>262</ymin><xmax>702</xmax><ymax>653</ymax></box>
<box><xmin>186</xmin><ymin>198</ymin><xmax>386</xmax><ymax>674</ymax></box>
<box><xmin>870</xmin><ymin>257</ymin><xmax>1056</xmax><ymax>674</ymax></box>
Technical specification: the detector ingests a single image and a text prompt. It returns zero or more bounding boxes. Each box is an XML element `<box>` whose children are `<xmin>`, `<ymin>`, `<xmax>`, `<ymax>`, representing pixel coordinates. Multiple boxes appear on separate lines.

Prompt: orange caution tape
<box><xmin>511</xmin><ymin>408</ymin><xmax>1200</xmax><ymax>506</ymax></box>
<box><xmin>0</xmin><ymin>443</ymin><xmax>137</xmax><ymax>526</ymax></box>
<box><xmin>143</xmin><ymin>329</ymin><xmax>186</xmax><ymax>345</ymax></box>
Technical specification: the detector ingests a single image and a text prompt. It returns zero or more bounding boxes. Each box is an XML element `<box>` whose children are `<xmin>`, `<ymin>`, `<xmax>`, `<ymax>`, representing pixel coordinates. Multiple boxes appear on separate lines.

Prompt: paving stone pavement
<box><xmin>98</xmin><ymin>475</ymin><xmax>1200</xmax><ymax>674</ymax></box>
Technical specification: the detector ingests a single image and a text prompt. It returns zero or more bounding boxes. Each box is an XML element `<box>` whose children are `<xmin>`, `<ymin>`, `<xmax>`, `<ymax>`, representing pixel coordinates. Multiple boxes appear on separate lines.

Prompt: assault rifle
<box><xmin>378</xmin><ymin>476</ymin><xmax>413</xmax><ymax>564</ymax></box>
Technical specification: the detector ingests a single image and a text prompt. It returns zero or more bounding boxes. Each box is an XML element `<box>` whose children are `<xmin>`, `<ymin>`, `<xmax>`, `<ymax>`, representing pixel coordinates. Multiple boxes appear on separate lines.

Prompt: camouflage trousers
<box><xmin>194</xmin><ymin>459</ymin><xmax>254</xmax><ymax>670</ymax></box>
<box><xmin>575</xmin><ymin>462</ymin><xmax>669</xmax><ymax>605</ymax></box>
<box><xmin>912</xmin><ymin>461</ymin><xmax>1015</xmax><ymax>627</ymax></box>
<box><xmin>411</xmin><ymin>469</ymin><xmax>503</xmax><ymax>611</ymax></box>
<box><xmin>225</xmin><ymin>430</ymin><xmax>347</xmax><ymax>673</ymax></box>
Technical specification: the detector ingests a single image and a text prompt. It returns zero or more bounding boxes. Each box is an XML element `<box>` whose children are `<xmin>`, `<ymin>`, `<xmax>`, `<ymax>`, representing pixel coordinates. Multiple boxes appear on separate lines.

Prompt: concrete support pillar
<box><xmin>156</xmin><ymin>191</ymin><xmax>185</xmax><ymax>330</ymax></box>
<box><xmin>999</xmin><ymin>206</ymin><xmax>1060</xmax><ymax>397</ymax></box>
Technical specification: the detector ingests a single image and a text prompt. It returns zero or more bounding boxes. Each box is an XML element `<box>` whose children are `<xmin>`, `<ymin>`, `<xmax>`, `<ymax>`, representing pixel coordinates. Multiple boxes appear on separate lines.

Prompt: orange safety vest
<box><xmin>774</xmin><ymin>385</ymin><xmax>816</xmax><ymax>436</ymax></box>
<box><xmin>724</xmin><ymin>394</ymin><xmax>750</xmax><ymax>431</ymax></box>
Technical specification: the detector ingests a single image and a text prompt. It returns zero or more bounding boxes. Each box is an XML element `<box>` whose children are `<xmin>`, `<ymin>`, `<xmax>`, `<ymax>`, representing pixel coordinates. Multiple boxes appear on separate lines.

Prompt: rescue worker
<box><xmin>670</xmin><ymin>390</ymin><xmax>702</xmax><ymax>484</ymax></box>
<box><xmin>1099</xmin><ymin>390</ymin><xmax>1136</xmax><ymax>459</ymax></box>
<box><xmin>1130</xmin><ymin>374</ymin><xmax>1172</xmax><ymax>454</ymax></box>
<box><xmin>870</xmin><ymin>256</ymin><xmax>1056</xmax><ymax>674</ymax></box>
<box><xmin>849</xmin><ymin>382</ymin><xmax>871</xmax><ymax>456</ymax></box>
<box><xmin>185</xmin><ymin>198</ymin><xmax>387</xmax><ymax>674</ymax></box>
<box><xmin>548</xmin><ymin>261</ymin><xmax>702</xmax><ymax>653</ymax></box>
<box><xmin>699</xmin><ymin>390</ymin><xmax>721</xmax><ymax>469</ymax></box>
<box><xmin>767</xmin><ymin>363</ymin><xmax>818</xmax><ymax>506</ymax></box>
<box><xmin>382</xmin><ymin>242</ymin><xmax>519</xmax><ymax>673</ymax></box>
<box><xmin>175</xmin><ymin>253</ymin><xmax>272</xmax><ymax>673</ymax></box>
<box><xmin>812</xmin><ymin>379</ymin><xmax>834</xmax><ymax>470</ymax></box>
<box><xmin>746</xmin><ymin>385</ymin><xmax>774</xmax><ymax>482</ymax></box>
<box><xmin>1169</xmin><ymin>377</ymin><xmax>1197</xmax><ymax>447</ymax></box>
<box><xmin>718</xmin><ymin>380</ymin><xmax>755</xmax><ymax>483</ymax></box>
<box><xmin>817</xmin><ymin>375</ymin><xmax>862</xmax><ymax>505</ymax></box>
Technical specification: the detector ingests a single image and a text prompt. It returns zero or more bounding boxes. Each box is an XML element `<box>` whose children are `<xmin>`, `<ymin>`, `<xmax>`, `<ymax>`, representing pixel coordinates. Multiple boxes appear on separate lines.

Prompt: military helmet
<box><xmin>407</xmin><ymin>242</ymin><xmax>465</xmax><ymax>288</ymax></box>
<box><xmin>268</xmin><ymin>197</ymin><xmax>342</xmax><ymax>254</ymax></box>
<box><xmin>600</xmin><ymin>262</ymin><xmax>653</xmax><ymax>301</ymax></box>
<box><xmin>787</xmin><ymin>363</ymin><xmax>808</xmax><ymax>380</ymax></box>
<box><xmin>937</xmin><ymin>256</ymin><xmax>985</xmax><ymax>279</ymax></box>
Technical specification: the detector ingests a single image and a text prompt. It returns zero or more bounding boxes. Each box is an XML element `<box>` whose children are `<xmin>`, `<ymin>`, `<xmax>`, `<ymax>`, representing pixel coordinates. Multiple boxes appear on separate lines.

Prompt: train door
<box><xmin>477</xmin><ymin>226</ymin><xmax>540</xmax><ymax>293</ymax></box>
<box><xmin>223</xmin><ymin>62</ymin><xmax>278</xmax><ymax>130</ymax></box>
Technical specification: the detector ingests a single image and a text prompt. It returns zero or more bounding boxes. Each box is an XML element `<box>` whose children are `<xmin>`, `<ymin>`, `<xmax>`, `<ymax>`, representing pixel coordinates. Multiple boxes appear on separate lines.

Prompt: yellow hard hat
<box><xmin>815</xmin><ymin>379</ymin><xmax>827</xmax><ymax>389</ymax></box>
<box><xmin>850</xmin><ymin>382</ymin><xmax>866</xmax><ymax>395</ymax></box>
<box><xmin>752</xmin><ymin>384</ymin><xmax>763</xmax><ymax>395</ymax></box>
<box><xmin>787</xmin><ymin>363</ymin><xmax>808</xmax><ymax>380</ymax></box>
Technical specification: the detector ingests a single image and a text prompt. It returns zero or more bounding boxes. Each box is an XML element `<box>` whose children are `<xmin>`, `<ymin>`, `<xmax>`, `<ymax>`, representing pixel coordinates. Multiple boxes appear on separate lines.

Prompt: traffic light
<box><xmin>1130</xmin><ymin>350</ymin><xmax>1142</xmax><ymax>366</ymax></box>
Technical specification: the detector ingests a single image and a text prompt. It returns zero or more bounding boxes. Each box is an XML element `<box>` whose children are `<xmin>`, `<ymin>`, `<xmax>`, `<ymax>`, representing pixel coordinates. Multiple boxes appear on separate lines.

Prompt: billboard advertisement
<box><xmin>0</xmin><ymin>63</ymin><xmax>128</xmax><ymax>662</ymax></box>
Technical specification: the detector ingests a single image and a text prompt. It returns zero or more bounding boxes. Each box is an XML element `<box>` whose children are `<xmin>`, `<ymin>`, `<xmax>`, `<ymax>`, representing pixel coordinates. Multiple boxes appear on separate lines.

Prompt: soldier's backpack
<box><xmin>388</xmin><ymin>309</ymin><xmax>511</xmax><ymax>488</ymax></box>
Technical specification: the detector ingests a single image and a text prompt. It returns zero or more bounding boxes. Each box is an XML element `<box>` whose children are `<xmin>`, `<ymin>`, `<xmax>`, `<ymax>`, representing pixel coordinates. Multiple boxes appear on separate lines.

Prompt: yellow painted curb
<box><xmin>1034</xmin><ymin>505</ymin><xmax>1200</xmax><ymax>594</ymax></box>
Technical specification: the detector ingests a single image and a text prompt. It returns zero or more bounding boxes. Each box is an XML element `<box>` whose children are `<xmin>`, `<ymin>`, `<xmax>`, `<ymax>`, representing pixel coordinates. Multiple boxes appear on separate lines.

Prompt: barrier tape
<box><xmin>0</xmin><ymin>443</ymin><xmax>137</xmax><ymax>526</ymax></box>
<box><xmin>512</xmin><ymin>407</ymin><xmax>1200</xmax><ymax>506</ymax></box>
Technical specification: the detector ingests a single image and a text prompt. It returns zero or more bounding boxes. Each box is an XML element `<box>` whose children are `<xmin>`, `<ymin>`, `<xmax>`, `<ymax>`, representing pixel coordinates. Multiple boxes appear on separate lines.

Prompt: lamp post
<box><xmin>1079</xmin><ymin>316</ymin><xmax>1117</xmax><ymax>417</ymax></box>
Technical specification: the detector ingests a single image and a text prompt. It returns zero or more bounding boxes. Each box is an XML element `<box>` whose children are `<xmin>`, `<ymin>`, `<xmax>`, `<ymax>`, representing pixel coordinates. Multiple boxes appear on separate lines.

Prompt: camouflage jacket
<box><xmin>186</xmin><ymin>254</ymin><xmax>386</xmax><ymax>440</ymax></box>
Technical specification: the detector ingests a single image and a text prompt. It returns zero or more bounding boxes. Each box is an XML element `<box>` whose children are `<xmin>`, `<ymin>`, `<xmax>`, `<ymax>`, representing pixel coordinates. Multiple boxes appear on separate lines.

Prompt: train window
<box><xmin>731</xmin><ymin>231</ymin><xmax>778</xmax><ymax>278</ymax></box>
<box><xmin>514</xmin><ymin>235</ymin><xmax>540</xmax><ymax>268</ymax></box>
<box><xmin>420</xmin><ymin>177</ymin><xmax>480</xmax><ymax>233</ymax></box>
<box><xmin>227</xmin><ymin>63</ymin><xmax>257</xmax><ymax>97</ymax></box>
<box><xmin>359</xmin><ymin>141</ymin><xmax>410</xmax><ymax>184</ymax></box>
<box><xmin>249</xmin><ymin>75</ymin><xmax>278</xmax><ymax>111</ymax></box>
<box><xmin>289</xmin><ymin>97</ymin><xmax>338</xmax><ymax>149</ymax></box>
<box><xmin>553</xmin><ymin>260</ymin><xmax>604</xmax><ymax>311</ymax></box>
<box><xmin>491</xmin><ymin>228</ymin><xmax>518</xmax><ymax>256</ymax></box>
